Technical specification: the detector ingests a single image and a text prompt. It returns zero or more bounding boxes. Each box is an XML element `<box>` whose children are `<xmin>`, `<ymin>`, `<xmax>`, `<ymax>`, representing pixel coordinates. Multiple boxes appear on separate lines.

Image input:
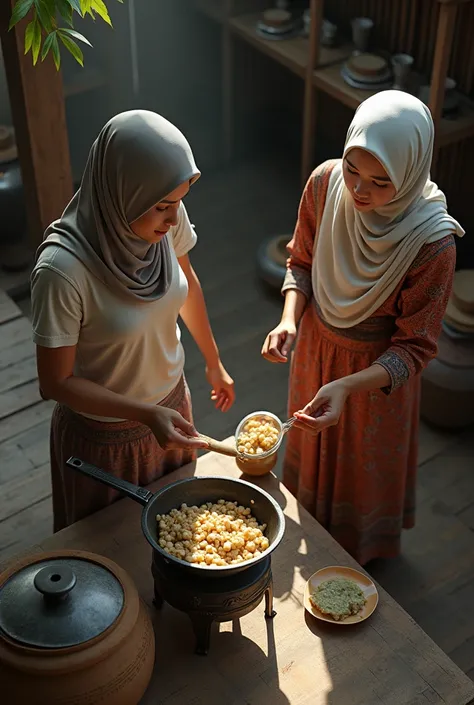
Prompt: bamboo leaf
<box><xmin>80</xmin><ymin>0</ymin><xmax>94</xmax><ymax>18</ymax></box>
<box><xmin>32</xmin><ymin>16</ymin><xmax>42</xmax><ymax>65</ymax></box>
<box><xmin>68</xmin><ymin>0</ymin><xmax>83</xmax><ymax>15</ymax></box>
<box><xmin>59</xmin><ymin>31</ymin><xmax>84</xmax><ymax>66</ymax></box>
<box><xmin>56</xmin><ymin>0</ymin><xmax>73</xmax><ymax>25</ymax></box>
<box><xmin>52</xmin><ymin>33</ymin><xmax>61</xmax><ymax>71</ymax></box>
<box><xmin>51</xmin><ymin>33</ymin><xmax>61</xmax><ymax>69</ymax></box>
<box><xmin>34</xmin><ymin>0</ymin><xmax>55</xmax><ymax>33</ymax></box>
<box><xmin>60</xmin><ymin>28</ymin><xmax>93</xmax><ymax>47</ymax></box>
<box><xmin>41</xmin><ymin>30</ymin><xmax>55</xmax><ymax>60</ymax></box>
<box><xmin>24</xmin><ymin>19</ymin><xmax>36</xmax><ymax>54</ymax></box>
<box><xmin>9</xmin><ymin>0</ymin><xmax>34</xmax><ymax>30</ymax></box>
<box><xmin>91</xmin><ymin>0</ymin><xmax>111</xmax><ymax>25</ymax></box>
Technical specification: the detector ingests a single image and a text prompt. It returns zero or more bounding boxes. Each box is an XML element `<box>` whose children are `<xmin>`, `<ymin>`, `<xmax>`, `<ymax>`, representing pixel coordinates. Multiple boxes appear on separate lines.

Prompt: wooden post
<box><xmin>301</xmin><ymin>0</ymin><xmax>323</xmax><ymax>186</ymax></box>
<box><xmin>429</xmin><ymin>1</ymin><xmax>458</xmax><ymax>173</ymax></box>
<box><xmin>0</xmin><ymin>2</ymin><xmax>73</xmax><ymax>249</ymax></box>
<box><xmin>222</xmin><ymin>0</ymin><xmax>233</xmax><ymax>162</ymax></box>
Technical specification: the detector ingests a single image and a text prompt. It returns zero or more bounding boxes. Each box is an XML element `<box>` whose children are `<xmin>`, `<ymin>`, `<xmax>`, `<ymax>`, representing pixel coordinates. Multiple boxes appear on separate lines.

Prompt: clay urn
<box><xmin>0</xmin><ymin>549</ymin><xmax>155</xmax><ymax>705</ymax></box>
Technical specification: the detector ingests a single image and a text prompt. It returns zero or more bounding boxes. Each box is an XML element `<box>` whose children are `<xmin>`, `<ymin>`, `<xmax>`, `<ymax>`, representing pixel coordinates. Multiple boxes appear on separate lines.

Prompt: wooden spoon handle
<box><xmin>197</xmin><ymin>434</ymin><xmax>238</xmax><ymax>458</ymax></box>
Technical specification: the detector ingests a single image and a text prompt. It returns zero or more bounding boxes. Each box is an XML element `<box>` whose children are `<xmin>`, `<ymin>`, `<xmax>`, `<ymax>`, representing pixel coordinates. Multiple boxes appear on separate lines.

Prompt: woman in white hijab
<box><xmin>262</xmin><ymin>91</ymin><xmax>464</xmax><ymax>565</ymax></box>
<box><xmin>31</xmin><ymin>110</ymin><xmax>235</xmax><ymax>531</ymax></box>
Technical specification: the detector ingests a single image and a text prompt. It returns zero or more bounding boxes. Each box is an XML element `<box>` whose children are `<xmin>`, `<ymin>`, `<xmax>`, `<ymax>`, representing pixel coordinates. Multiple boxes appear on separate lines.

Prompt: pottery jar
<box><xmin>0</xmin><ymin>549</ymin><xmax>155</xmax><ymax>705</ymax></box>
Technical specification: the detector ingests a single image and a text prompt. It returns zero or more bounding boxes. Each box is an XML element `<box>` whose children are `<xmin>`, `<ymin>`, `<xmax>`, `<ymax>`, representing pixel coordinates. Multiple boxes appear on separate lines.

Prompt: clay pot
<box><xmin>421</xmin><ymin>329</ymin><xmax>474</xmax><ymax>429</ymax></box>
<box><xmin>256</xmin><ymin>234</ymin><xmax>290</xmax><ymax>290</ymax></box>
<box><xmin>0</xmin><ymin>550</ymin><xmax>155</xmax><ymax>705</ymax></box>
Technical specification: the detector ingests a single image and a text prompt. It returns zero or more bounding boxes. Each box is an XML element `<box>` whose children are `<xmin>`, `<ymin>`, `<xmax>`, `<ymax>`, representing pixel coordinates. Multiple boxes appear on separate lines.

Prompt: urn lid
<box><xmin>0</xmin><ymin>555</ymin><xmax>124</xmax><ymax>649</ymax></box>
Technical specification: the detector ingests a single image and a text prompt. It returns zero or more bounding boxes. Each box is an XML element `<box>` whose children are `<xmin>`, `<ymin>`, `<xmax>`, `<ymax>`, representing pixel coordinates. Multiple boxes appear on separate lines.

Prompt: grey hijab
<box><xmin>36</xmin><ymin>110</ymin><xmax>200</xmax><ymax>301</ymax></box>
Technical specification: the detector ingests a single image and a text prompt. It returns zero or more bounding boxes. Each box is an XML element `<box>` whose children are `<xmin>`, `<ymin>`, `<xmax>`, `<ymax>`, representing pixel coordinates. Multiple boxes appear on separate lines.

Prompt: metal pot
<box><xmin>0</xmin><ymin>550</ymin><xmax>155</xmax><ymax>705</ymax></box>
<box><xmin>66</xmin><ymin>458</ymin><xmax>286</xmax><ymax>579</ymax></box>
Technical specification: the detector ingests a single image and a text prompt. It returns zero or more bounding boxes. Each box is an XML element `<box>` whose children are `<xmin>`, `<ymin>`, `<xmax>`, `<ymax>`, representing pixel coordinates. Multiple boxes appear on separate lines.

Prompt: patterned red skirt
<box><xmin>50</xmin><ymin>375</ymin><xmax>196</xmax><ymax>532</ymax></box>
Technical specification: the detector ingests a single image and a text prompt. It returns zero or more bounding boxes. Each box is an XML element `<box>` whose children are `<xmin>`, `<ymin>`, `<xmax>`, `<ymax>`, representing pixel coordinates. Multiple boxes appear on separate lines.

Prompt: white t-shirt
<box><xmin>31</xmin><ymin>202</ymin><xmax>197</xmax><ymax>421</ymax></box>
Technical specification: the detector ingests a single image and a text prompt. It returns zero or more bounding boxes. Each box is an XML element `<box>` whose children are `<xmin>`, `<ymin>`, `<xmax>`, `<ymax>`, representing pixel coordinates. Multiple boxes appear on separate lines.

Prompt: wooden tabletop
<box><xmin>4</xmin><ymin>446</ymin><xmax>474</xmax><ymax>705</ymax></box>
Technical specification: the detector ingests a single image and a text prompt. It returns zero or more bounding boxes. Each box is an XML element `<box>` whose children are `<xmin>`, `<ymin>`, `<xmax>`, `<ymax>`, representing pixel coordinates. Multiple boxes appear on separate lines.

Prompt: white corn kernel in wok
<box><xmin>156</xmin><ymin>500</ymin><xmax>269</xmax><ymax>567</ymax></box>
<box><xmin>237</xmin><ymin>416</ymin><xmax>279</xmax><ymax>455</ymax></box>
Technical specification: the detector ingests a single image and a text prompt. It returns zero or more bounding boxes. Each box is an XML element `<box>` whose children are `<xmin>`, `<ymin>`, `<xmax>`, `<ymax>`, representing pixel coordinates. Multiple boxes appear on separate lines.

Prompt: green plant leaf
<box><xmin>60</xmin><ymin>28</ymin><xmax>93</xmax><ymax>47</ymax></box>
<box><xmin>32</xmin><ymin>16</ymin><xmax>42</xmax><ymax>64</ymax></box>
<box><xmin>91</xmin><ymin>0</ymin><xmax>111</xmax><ymax>25</ymax></box>
<box><xmin>9</xmin><ymin>0</ymin><xmax>34</xmax><ymax>29</ymax></box>
<box><xmin>59</xmin><ymin>31</ymin><xmax>84</xmax><ymax>66</ymax></box>
<box><xmin>41</xmin><ymin>30</ymin><xmax>55</xmax><ymax>60</ymax></box>
<box><xmin>24</xmin><ymin>19</ymin><xmax>35</xmax><ymax>53</ymax></box>
<box><xmin>80</xmin><ymin>0</ymin><xmax>93</xmax><ymax>18</ymax></box>
<box><xmin>68</xmin><ymin>0</ymin><xmax>83</xmax><ymax>15</ymax></box>
<box><xmin>51</xmin><ymin>33</ymin><xmax>61</xmax><ymax>69</ymax></box>
<box><xmin>34</xmin><ymin>0</ymin><xmax>55</xmax><ymax>33</ymax></box>
<box><xmin>56</xmin><ymin>0</ymin><xmax>73</xmax><ymax>25</ymax></box>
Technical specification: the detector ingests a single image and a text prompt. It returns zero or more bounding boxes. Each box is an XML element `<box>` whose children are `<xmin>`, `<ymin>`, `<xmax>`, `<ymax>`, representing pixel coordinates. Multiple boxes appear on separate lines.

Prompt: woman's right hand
<box><xmin>146</xmin><ymin>407</ymin><xmax>209</xmax><ymax>451</ymax></box>
<box><xmin>261</xmin><ymin>320</ymin><xmax>297</xmax><ymax>364</ymax></box>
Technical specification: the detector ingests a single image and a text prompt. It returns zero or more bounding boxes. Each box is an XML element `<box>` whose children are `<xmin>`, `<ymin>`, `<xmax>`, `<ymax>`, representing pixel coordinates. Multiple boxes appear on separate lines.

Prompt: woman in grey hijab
<box><xmin>31</xmin><ymin>110</ymin><xmax>235</xmax><ymax>531</ymax></box>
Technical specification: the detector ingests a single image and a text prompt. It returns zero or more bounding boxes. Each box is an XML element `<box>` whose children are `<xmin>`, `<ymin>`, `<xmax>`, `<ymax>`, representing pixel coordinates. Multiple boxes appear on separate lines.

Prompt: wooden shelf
<box><xmin>313</xmin><ymin>61</ymin><xmax>474</xmax><ymax>148</ymax></box>
<box><xmin>229</xmin><ymin>13</ymin><xmax>353</xmax><ymax>78</ymax></box>
<box><xmin>312</xmin><ymin>62</ymin><xmax>381</xmax><ymax>110</ymax></box>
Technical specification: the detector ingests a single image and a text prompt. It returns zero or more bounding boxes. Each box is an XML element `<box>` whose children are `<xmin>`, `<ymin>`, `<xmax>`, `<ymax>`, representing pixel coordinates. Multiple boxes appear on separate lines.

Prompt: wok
<box><xmin>66</xmin><ymin>457</ymin><xmax>286</xmax><ymax>579</ymax></box>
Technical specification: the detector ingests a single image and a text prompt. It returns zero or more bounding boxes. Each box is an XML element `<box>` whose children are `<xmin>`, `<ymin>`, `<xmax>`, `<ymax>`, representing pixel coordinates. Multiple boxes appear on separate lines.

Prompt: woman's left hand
<box><xmin>206</xmin><ymin>361</ymin><xmax>235</xmax><ymax>412</ymax></box>
<box><xmin>294</xmin><ymin>379</ymin><xmax>349</xmax><ymax>435</ymax></box>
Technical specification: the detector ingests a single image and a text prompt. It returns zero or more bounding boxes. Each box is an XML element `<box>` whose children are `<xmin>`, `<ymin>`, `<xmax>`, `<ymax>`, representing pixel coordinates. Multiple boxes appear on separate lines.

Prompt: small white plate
<box><xmin>304</xmin><ymin>565</ymin><xmax>379</xmax><ymax>625</ymax></box>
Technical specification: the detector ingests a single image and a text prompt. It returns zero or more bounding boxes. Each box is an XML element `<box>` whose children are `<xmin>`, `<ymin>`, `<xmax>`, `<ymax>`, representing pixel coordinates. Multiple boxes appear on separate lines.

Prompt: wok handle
<box><xmin>66</xmin><ymin>457</ymin><xmax>153</xmax><ymax>507</ymax></box>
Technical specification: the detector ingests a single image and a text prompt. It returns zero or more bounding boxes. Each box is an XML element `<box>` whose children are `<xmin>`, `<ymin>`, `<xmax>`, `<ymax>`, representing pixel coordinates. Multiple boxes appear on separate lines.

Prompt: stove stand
<box><xmin>151</xmin><ymin>554</ymin><xmax>276</xmax><ymax>655</ymax></box>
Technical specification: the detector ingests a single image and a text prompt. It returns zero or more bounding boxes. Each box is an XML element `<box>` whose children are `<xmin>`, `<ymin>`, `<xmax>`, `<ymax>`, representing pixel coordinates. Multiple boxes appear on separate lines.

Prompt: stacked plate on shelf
<box><xmin>256</xmin><ymin>8</ymin><xmax>302</xmax><ymax>41</ymax></box>
<box><xmin>341</xmin><ymin>53</ymin><xmax>393</xmax><ymax>90</ymax></box>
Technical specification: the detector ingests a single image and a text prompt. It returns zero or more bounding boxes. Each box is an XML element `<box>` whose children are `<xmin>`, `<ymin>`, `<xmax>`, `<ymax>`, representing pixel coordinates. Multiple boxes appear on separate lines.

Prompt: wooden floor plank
<box><xmin>418</xmin><ymin>436</ymin><xmax>474</xmax><ymax>516</ymax></box>
<box><xmin>418</xmin><ymin>421</ymin><xmax>461</xmax><ymax>466</ymax></box>
<box><xmin>0</xmin><ymin>399</ymin><xmax>54</xmax><ymax>444</ymax></box>
<box><xmin>0</xmin><ymin>354</ymin><xmax>37</xmax><ymax>393</ymax></box>
<box><xmin>0</xmin><ymin>380</ymin><xmax>42</xmax><ymax>421</ymax></box>
<box><xmin>0</xmin><ymin>288</ymin><xmax>22</xmax><ymax>324</ymax></box>
<box><xmin>0</xmin><ymin>422</ymin><xmax>50</xmax><ymax>487</ymax></box>
<box><xmin>0</xmin><ymin>436</ymin><xmax>35</xmax><ymax>485</ymax></box>
<box><xmin>0</xmin><ymin>461</ymin><xmax>51</xmax><ymax>523</ymax></box>
<box><xmin>0</xmin><ymin>316</ymin><xmax>31</xmax><ymax>352</ymax></box>
<box><xmin>0</xmin><ymin>496</ymin><xmax>53</xmax><ymax>562</ymax></box>
<box><xmin>0</xmin><ymin>338</ymin><xmax>35</xmax><ymax>370</ymax></box>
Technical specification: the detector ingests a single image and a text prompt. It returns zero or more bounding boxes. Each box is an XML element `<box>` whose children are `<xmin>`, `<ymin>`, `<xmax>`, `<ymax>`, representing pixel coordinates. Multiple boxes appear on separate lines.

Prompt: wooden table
<box><xmin>4</xmin><ymin>447</ymin><xmax>474</xmax><ymax>705</ymax></box>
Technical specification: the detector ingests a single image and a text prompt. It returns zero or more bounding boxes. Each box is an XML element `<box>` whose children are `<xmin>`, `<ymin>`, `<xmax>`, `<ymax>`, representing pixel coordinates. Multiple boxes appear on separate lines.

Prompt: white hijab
<box><xmin>313</xmin><ymin>90</ymin><xmax>464</xmax><ymax>329</ymax></box>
